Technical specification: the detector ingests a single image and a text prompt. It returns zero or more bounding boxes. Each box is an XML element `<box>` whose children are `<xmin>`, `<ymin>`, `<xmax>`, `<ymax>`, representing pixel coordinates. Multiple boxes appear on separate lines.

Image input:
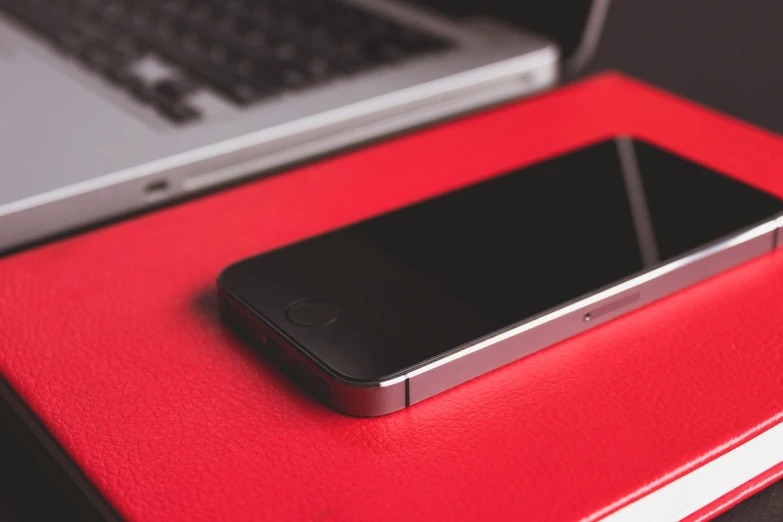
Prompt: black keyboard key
<box><xmin>158</xmin><ymin>48</ymin><xmax>272</xmax><ymax>103</ymax></box>
<box><xmin>187</xmin><ymin>3</ymin><xmax>215</xmax><ymax>25</ymax></box>
<box><xmin>280</xmin><ymin>68</ymin><xmax>308</xmax><ymax>88</ymax></box>
<box><xmin>103</xmin><ymin>66</ymin><xmax>136</xmax><ymax>87</ymax></box>
<box><xmin>181</xmin><ymin>65</ymin><xmax>252</xmax><ymax>103</ymax></box>
<box><xmin>153</xmin><ymin>78</ymin><xmax>195</xmax><ymax>102</ymax></box>
<box><xmin>207</xmin><ymin>44</ymin><xmax>231</xmax><ymax>67</ymax></box>
<box><xmin>101</xmin><ymin>1</ymin><xmax>128</xmax><ymax>22</ymax></box>
<box><xmin>102</xmin><ymin>68</ymin><xmax>161</xmax><ymax>109</ymax></box>
<box><xmin>57</xmin><ymin>31</ymin><xmax>89</xmax><ymax>55</ymax></box>
<box><xmin>154</xmin><ymin>101</ymin><xmax>201</xmax><ymax>124</ymax></box>
<box><xmin>232</xmin><ymin>84</ymin><xmax>264</xmax><ymax>104</ymax></box>
<box><xmin>110</xmin><ymin>33</ymin><xmax>147</xmax><ymax>59</ymax></box>
<box><xmin>303</xmin><ymin>57</ymin><xmax>332</xmax><ymax>79</ymax></box>
<box><xmin>127</xmin><ymin>77</ymin><xmax>155</xmax><ymax>103</ymax></box>
<box><xmin>157</xmin><ymin>0</ymin><xmax>188</xmax><ymax>17</ymax></box>
<box><xmin>80</xmin><ymin>43</ymin><xmax>124</xmax><ymax>71</ymax></box>
<box><xmin>72</xmin><ymin>0</ymin><xmax>104</xmax><ymax>10</ymax></box>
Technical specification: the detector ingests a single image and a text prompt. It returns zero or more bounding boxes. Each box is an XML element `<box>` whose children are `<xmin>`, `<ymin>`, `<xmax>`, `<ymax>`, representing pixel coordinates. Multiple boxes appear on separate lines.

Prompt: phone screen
<box><xmin>223</xmin><ymin>139</ymin><xmax>783</xmax><ymax>381</ymax></box>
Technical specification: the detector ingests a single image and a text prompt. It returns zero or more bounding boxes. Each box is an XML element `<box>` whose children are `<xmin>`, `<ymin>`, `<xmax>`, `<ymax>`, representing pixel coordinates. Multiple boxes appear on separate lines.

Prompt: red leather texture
<box><xmin>2</xmin><ymin>73</ymin><xmax>783</xmax><ymax>521</ymax></box>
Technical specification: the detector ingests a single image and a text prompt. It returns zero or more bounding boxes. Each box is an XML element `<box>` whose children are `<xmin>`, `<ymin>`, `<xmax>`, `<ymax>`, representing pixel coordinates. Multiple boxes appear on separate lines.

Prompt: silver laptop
<box><xmin>0</xmin><ymin>0</ymin><xmax>608</xmax><ymax>252</ymax></box>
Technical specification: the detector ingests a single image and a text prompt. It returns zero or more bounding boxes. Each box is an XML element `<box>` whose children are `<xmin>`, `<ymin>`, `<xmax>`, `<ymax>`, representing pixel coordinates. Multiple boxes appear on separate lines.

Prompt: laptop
<box><xmin>0</xmin><ymin>0</ymin><xmax>608</xmax><ymax>253</ymax></box>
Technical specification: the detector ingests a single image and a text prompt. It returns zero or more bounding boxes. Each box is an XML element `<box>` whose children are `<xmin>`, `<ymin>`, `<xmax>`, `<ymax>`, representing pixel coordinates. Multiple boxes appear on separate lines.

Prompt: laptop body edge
<box><xmin>0</xmin><ymin>46</ymin><xmax>558</xmax><ymax>253</ymax></box>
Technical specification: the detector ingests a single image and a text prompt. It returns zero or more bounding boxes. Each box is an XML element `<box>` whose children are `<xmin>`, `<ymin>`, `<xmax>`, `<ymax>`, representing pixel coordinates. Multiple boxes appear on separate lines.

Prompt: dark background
<box><xmin>3</xmin><ymin>0</ymin><xmax>783</xmax><ymax>520</ymax></box>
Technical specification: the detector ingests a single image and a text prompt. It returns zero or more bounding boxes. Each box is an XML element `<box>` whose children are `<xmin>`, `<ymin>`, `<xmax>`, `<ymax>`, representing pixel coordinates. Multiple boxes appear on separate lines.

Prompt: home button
<box><xmin>286</xmin><ymin>299</ymin><xmax>339</xmax><ymax>327</ymax></box>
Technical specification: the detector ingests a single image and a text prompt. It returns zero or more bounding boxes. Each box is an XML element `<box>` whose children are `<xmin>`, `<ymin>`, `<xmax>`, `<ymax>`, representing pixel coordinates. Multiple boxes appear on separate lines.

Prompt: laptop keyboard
<box><xmin>0</xmin><ymin>0</ymin><xmax>452</xmax><ymax>124</ymax></box>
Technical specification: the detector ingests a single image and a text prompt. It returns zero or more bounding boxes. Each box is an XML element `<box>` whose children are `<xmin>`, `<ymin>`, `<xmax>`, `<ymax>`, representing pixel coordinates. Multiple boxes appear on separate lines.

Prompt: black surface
<box><xmin>582</xmin><ymin>0</ymin><xmax>783</xmax><ymax>136</ymax></box>
<box><xmin>405</xmin><ymin>0</ymin><xmax>596</xmax><ymax>62</ymax></box>
<box><xmin>716</xmin><ymin>482</ymin><xmax>783</xmax><ymax>522</ymax></box>
<box><xmin>0</xmin><ymin>398</ymin><xmax>104</xmax><ymax>522</ymax></box>
<box><xmin>3</xmin><ymin>0</ymin><xmax>783</xmax><ymax>520</ymax></box>
<box><xmin>221</xmin><ymin>139</ymin><xmax>783</xmax><ymax>382</ymax></box>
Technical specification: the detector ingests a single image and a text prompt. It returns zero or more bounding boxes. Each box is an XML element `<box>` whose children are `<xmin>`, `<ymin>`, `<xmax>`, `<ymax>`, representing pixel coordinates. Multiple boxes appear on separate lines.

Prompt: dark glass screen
<box><xmin>234</xmin><ymin>139</ymin><xmax>783</xmax><ymax>381</ymax></box>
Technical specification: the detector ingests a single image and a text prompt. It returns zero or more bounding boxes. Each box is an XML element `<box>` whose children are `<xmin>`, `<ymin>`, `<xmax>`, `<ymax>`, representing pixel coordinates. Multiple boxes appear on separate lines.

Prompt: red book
<box><xmin>2</xmin><ymin>73</ymin><xmax>783</xmax><ymax>522</ymax></box>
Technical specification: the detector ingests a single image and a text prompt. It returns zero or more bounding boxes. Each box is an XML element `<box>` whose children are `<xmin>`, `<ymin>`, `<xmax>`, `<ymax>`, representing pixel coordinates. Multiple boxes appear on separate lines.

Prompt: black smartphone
<box><xmin>218</xmin><ymin>138</ymin><xmax>783</xmax><ymax>416</ymax></box>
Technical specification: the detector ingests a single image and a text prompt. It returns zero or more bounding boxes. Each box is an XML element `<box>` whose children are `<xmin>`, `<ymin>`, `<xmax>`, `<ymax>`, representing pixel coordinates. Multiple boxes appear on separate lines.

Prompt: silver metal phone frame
<box><xmin>224</xmin><ymin>214</ymin><xmax>783</xmax><ymax>417</ymax></box>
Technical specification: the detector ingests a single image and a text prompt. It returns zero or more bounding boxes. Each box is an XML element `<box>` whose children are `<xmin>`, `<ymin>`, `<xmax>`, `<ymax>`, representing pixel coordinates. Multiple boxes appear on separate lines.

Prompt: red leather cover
<box><xmin>2</xmin><ymin>73</ymin><xmax>783</xmax><ymax>521</ymax></box>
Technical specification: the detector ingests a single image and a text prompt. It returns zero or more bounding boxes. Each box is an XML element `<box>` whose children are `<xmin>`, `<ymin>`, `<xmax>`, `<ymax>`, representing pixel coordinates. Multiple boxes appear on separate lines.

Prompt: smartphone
<box><xmin>218</xmin><ymin>138</ymin><xmax>783</xmax><ymax>416</ymax></box>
